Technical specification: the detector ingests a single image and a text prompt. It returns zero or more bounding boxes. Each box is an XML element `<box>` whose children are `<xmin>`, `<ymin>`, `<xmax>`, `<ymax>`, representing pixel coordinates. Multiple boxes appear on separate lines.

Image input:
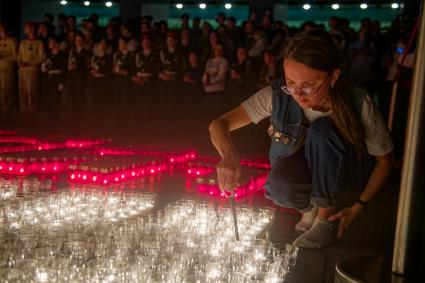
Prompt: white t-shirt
<box><xmin>241</xmin><ymin>86</ymin><xmax>394</xmax><ymax>156</ymax></box>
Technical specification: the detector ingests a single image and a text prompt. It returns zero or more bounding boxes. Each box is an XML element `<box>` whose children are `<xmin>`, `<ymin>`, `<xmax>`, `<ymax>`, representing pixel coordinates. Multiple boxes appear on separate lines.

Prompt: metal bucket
<box><xmin>334</xmin><ymin>256</ymin><xmax>392</xmax><ymax>283</ymax></box>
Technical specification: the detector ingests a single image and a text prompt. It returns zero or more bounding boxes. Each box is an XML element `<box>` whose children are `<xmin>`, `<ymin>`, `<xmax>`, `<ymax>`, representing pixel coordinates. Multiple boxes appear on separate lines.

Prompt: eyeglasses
<box><xmin>281</xmin><ymin>75</ymin><xmax>330</xmax><ymax>97</ymax></box>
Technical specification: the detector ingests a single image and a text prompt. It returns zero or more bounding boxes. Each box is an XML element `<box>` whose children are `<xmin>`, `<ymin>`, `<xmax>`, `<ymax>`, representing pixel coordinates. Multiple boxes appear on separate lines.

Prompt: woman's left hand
<box><xmin>328</xmin><ymin>204</ymin><xmax>363</xmax><ymax>238</ymax></box>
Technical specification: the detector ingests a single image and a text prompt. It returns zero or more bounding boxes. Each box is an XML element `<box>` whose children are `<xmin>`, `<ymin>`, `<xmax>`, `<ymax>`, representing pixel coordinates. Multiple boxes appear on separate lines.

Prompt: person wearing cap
<box><xmin>0</xmin><ymin>22</ymin><xmax>18</xmax><ymax>117</ymax></box>
<box><xmin>18</xmin><ymin>21</ymin><xmax>45</xmax><ymax>119</ymax></box>
<box><xmin>40</xmin><ymin>34</ymin><xmax>67</xmax><ymax>115</ymax></box>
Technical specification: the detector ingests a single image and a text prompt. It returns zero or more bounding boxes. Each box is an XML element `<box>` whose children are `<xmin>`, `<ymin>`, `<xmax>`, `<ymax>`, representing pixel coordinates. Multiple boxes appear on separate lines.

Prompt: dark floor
<box><xmin>0</xmin><ymin>96</ymin><xmax>403</xmax><ymax>283</ymax></box>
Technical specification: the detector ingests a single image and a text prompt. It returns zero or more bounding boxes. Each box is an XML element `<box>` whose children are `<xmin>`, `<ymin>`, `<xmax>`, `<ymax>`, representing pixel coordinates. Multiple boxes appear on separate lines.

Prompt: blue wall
<box><xmin>20</xmin><ymin>0</ymin><xmax>119</xmax><ymax>31</ymax></box>
<box><xmin>19</xmin><ymin>1</ymin><xmax>402</xmax><ymax>33</ymax></box>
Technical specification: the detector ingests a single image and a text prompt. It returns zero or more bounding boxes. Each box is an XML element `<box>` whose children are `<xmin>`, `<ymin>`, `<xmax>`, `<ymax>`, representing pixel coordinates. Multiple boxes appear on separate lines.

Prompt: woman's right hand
<box><xmin>216</xmin><ymin>156</ymin><xmax>241</xmax><ymax>195</ymax></box>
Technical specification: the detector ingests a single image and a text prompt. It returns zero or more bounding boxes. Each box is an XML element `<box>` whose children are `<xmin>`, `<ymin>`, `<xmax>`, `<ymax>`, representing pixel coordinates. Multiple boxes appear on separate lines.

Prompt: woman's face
<box><xmin>209</xmin><ymin>32</ymin><xmax>218</xmax><ymax>45</ymax></box>
<box><xmin>189</xmin><ymin>53</ymin><xmax>198</xmax><ymax>65</ymax></box>
<box><xmin>68</xmin><ymin>31</ymin><xmax>76</xmax><ymax>43</ymax></box>
<box><xmin>283</xmin><ymin>59</ymin><xmax>337</xmax><ymax>109</ymax></box>
<box><xmin>48</xmin><ymin>38</ymin><xmax>57</xmax><ymax>50</ymax></box>
<box><xmin>98</xmin><ymin>40</ymin><xmax>107</xmax><ymax>51</ymax></box>
<box><xmin>75</xmin><ymin>35</ymin><xmax>84</xmax><ymax>48</ymax></box>
<box><xmin>37</xmin><ymin>24</ymin><xmax>47</xmax><ymax>36</ymax></box>
<box><xmin>118</xmin><ymin>39</ymin><xmax>127</xmax><ymax>52</ymax></box>
<box><xmin>214</xmin><ymin>45</ymin><xmax>224</xmax><ymax>57</ymax></box>
<box><xmin>236</xmin><ymin>48</ymin><xmax>247</xmax><ymax>62</ymax></box>
<box><xmin>142</xmin><ymin>38</ymin><xmax>151</xmax><ymax>50</ymax></box>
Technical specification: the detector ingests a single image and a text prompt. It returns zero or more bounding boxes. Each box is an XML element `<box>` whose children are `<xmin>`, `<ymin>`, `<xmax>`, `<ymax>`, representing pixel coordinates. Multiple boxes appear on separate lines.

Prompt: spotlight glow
<box><xmin>60</xmin><ymin>0</ymin><xmax>67</xmax><ymax>5</ymax></box>
<box><xmin>105</xmin><ymin>1</ymin><xmax>113</xmax><ymax>7</ymax></box>
<box><xmin>360</xmin><ymin>3</ymin><xmax>368</xmax><ymax>9</ymax></box>
<box><xmin>391</xmin><ymin>3</ymin><xmax>399</xmax><ymax>9</ymax></box>
<box><xmin>331</xmin><ymin>3</ymin><xmax>340</xmax><ymax>10</ymax></box>
<box><xmin>176</xmin><ymin>3</ymin><xmax>183</xmax><ymax>9</ymax></box>
<box><xmin>225</xmin><ymin>3</ymin><xmax>232</xmax><ymax>9</ymax></box>
<box><xmin>199</xmin><ymin>3</ymin><xmax>207</xmax><ymax>9</ymax></box>
<box><xmin>84</xmin><ymin>1</ymin><xmax>90</xmax><ymax>6</ymax></box>
<box><xmin>303</xmin><ymin>4</ymin><xmax>311</xmax><ymax>10</ymax></box>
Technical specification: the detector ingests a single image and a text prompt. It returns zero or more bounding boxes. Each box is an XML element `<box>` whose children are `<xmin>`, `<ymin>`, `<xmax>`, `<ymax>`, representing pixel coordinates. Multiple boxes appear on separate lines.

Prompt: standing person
<box><xmin>112</xmin><ymin>37</ymin><xmax>134</xmax><ymax>117</ymax></box>
<box><xmin>248</xmin><ymin>29</ymin><xmax>268</xmax><ymax>62</ymax></box>
<box><xmin>64</xmin><ymin>32</ymin><xmax>89</xmax><ymax>115</ymax></box>
<box><xmin>158</xmin><ymin>32</ymin><xmax>183</xmax><ymax>107</ymax></box>
<box><xmin>183</xmin><ymin>51</ymin><xmax>203</xmax><ymax>91</ymax></box>
<box><xmin>182</xmin><ymin>51</ymin><xmax>203</xmax><ymax>98</ymax></box>
<box><xmin>203</xmin><ymin>44</ymin><xmax>229</xmax><ymax>111</ymax></box>
<box><xmin>18</xmin><ymin>22</ymin><xmax>44</xmax><ymax>119</ymax></box>
<box><xmin>180</xmin><ymin>29</ymin><xmax>193</xmax><ymax>69</ymax></box>
<box><xmin>209</xmin><ymin>29</ymin><xmax>394</xmax><ymax>249</ymax></box>
<box><xmin>132</xmin><ymin>34</ymin><xmax>158</xmax><ymax>113</ymax></box>
<box><xmin>88</xmin><ymin>38</ymin><xmax>111</xmax><ymax>119</ymax></box>
<box><xmin>257</xmin><ymin>49</ymin><xmax>280</xmax><ymax>89</ymax></box>
<box><xmin>0</xmin><ymin>22</ymin><xmax>18</xmax><ymax>117</ymax></box>
<box><xmin>36</xmin><ymin>22</ymin><xmax>50</xmax><ymax>51</ymax></box>
<box><xmin>229</xmin><ymin>46</ymin><xmax>256</xmax><ymax>101</ymax></box>
<box><xmin>40</xmin><ymin>35</ymin><xmax>67</xmax><ymax>116</ymax></box>
<box><xmin>190</xmin><ymin>17</ymin><xmax>202</xmax><ymax>39</ymax></box>
<box><xmin>348</xmin><ymin>28</ymin><xmax>377</xmax><ymax>94</ymax></box>
<box><xmin>203</xmin><ymin>44</ymin><xmax>228</xmax><ymax>95</ymax></box>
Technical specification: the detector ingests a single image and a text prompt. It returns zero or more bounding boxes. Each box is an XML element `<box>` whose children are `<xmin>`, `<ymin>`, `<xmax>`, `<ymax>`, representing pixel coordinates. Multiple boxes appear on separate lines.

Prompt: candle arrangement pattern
<box><xmin>0</xmin><ymin>196</ymin><xmax>296</xmax><ymax>282</ymax></box>
<box><xmin>0</xmin><ymin>190</ymin><xmax>156</xmax><ymax>282</ymax></box>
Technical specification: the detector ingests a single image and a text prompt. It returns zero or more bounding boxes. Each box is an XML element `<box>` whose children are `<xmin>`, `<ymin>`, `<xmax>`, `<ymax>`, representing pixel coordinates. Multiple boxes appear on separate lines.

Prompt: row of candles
<box><xmin>68</xmin><ymin>157</ymin><xmax>168</xmax><ymax>185</ymax></box>
<box><xmin>0</xmin><ymin>133</ymin><xmax>270</xmax><ymax>199</ymax></box>
<box><xmin>0</xmin><ymin>191</ymin><xmax>296</xmax><ymax>282</ymax></box>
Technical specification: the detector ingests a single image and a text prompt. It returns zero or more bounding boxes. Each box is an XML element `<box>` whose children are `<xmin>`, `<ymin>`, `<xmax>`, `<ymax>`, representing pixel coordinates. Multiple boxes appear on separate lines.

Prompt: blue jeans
<box><xmin>264</xmin><ymin>117</ymin><xmax>373</xmax><ymax>212</ymax></box>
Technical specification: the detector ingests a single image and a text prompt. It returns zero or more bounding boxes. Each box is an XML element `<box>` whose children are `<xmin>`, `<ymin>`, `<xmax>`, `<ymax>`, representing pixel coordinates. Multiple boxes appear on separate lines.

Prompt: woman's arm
<box><xmin>209</xmin><ymin>105</ymin><xmax>252</xmax><ymax>191</ymax></box>
<box><xmin>358</xmin><ymin>152</ymin><xmax>395</xmax><ymax>203</ymax></box>
<box><xmin>329</xmin><ymin>151</ymin><xmax>395</xmax><ymax>238</ymax></box>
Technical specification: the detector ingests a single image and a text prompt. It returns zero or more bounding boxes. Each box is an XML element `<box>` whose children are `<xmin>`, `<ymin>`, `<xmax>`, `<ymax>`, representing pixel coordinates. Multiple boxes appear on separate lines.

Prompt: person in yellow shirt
<box><xmin>18</xmin><ymin>21</ymin><xmax>44</xmax><ymax>118</ymax></box>
<box><xmin>0</xmin><ymin>22</ymin><xmax>17</xmax><ymax>116</ymax></box>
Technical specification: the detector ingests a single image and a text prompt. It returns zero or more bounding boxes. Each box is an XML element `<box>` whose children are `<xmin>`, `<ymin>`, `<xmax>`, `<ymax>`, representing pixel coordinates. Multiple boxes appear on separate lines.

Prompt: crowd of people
<box><xmin>0</xmin><ymin>11</ymin><xmax>415</xmax><ymax>126</ymax></box>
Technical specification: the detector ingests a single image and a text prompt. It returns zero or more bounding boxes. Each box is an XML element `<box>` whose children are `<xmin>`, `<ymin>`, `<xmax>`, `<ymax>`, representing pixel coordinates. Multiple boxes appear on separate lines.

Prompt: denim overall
<box><xmin>264</xmin><ymin>79</ymin><xmax>374</xmax><ymax>212</ymax></box>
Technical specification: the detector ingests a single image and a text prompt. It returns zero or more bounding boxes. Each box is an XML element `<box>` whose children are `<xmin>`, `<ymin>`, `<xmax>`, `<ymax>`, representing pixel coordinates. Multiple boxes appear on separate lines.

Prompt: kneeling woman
<box><xmin>209</xmin><ymin>29</ymin><xmax>394</xmax><ymax>248</ymax></box>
